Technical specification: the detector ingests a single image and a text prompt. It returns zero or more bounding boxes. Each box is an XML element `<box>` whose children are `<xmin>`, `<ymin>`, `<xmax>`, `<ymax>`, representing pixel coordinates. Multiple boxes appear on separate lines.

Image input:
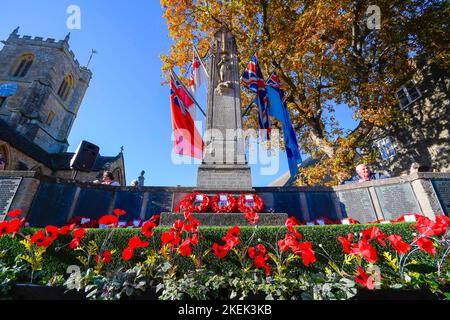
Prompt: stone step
<box><xmin>159</xmin><ymin>212</ymin><xmax>288</xmax><ymax>227</ymax></box>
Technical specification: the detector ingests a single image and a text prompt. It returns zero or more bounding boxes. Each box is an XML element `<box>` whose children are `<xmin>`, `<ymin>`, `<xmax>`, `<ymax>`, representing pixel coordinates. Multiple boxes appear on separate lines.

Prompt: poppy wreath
<box><xmin>174</xmin><ymin>192</ymin><xmax>211</xmax><ymax>213</ymax></box>
<box><xmin>237</xmin><ymin>194</ymin><xmax>264</xmax><ymax>214</ymax></box>
<box><xmin>211</xmin><ymin>194</ymin><xmax>238</xmax><ymax>213</ymax></box>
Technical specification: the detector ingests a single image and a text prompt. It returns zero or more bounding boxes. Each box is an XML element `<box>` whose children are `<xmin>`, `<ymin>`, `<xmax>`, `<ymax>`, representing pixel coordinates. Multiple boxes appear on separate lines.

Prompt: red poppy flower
<box><xmin>96</xmin><ymin>250</ymin><xmax>112</xmax><ymax>264</ymax></box>
<box><xmin>69</xmin><ymin>237</ymin><xmax>81</xmax><ymax>249</ymax></box>
<box><xmin>73</xmin><ymin>228</ymin><xmax>86</xmax><ymax>239</ymax></box>
<box><xmin>245</xmin><ymin>211</ymin><xmax>260</xmax><ymax>225</ymax></box>
<box><xmin>222</xmin><ymin>226</ymin><xmax>241</xmax><ymax>247</ymax></box>
<box><xmin>355</xmin><ymin>267</ymin><xmax>375</xmax><ymax>290</ymax></box>
<box><xmin>411</xmin><ymin>216</ymin><xmax>448</xmax><ymax>237</ymax></box>
<box><xmin>178</xmin><ymin>239</ymin><xmax>192</xmax><ymax>257</ymax></box>
<box><xmin>212</xmin><ymin>243</ymin><xmax>231</xmax><ymax>259</ymax></box>
<box><xmin>59</xmin><ymin>224</ymin><xmax>76</xmax><ymax>235</ymax></box>
<box><xmin>141</xmin><ymin>221</ymin><xmax>157</xmax><ymax>238</ymax></box>
<box><xmin>184</xmin><ymin>219</ymin><xmax>200</xmax><ymax>233</ymax></box>
<box><xmin>436</xmin><ymin>215</ymin><xmax>450</xmax><ymax>227</ymax></box>
<box><xmin>338</xmin><ymin>234</ymin><xmax>353</xmax><ymax>254</ymax></box>
<box><xmin>294</xmin><ymin>242</ymin><xmax>317</xmax><ymax>267</ymax></box>
<box><xmin>161</xmin><ymin>230</ymin><xmax>181</xmax><ymax>247</ymax></box>
<box><xmin>30</xmin><ymin>230</ymin><xmax>54</xmax><ymax>248</ymax></box>
<box><xmin>387</xmin><ymin>234</ymin><xmax>411</xmax><ymax>254</ymax></box>
<box><xmin>361</xmin><ymin>227</ymin><xmax>387</xmax><ymax>246</ymax></box>
<box><xmin>285</xmin><ymin>217</ymin><xmax>303</xmax><ymax>239</ymax></box>
<box><xmin>352</xmin><ymin>240</ymin><xmax>378</xmax><ymax>263</ymax></box>
<box><xmin>173</xmin><ymin>219</ymin><xmax>185</xmax><ymax>231</ymax></box>
<box><xmin>128</xmin><ymin>236</ymin><xmax>149</xmax><ymax>249</ymax></box>
<box><xmin>122</xmin><ymin>247</ymin><xmax>134</xmax><ymax>261</ymax></box>
<box><xmin>227</xmin><ymin>226</ymin><xmax>241</xmax><ymax>237</ymax></box>
<box><xmin>45</xmin><ymin>226</ymin><xmax>59</xmax><ymax>240</ymax></box>
<box><xmin>0</xmin><ymin>221</ymin><xmax>8</xmax><ymax>237</ymax></box>
<box><xmin>253</xmin><ymin>255</ymin><xmax>268</xmax><ymax>268</ymax></box>
<box><xmin>190</xmin><ymin>234</ymin><xmax>198</xmax><ymax>245</ymax></box>
<box><xmin>414</xmin><ymin>236</ymin><xmax>436</xmax><ymax>255</ymax></box>
<box><xmin>113</xmin><ymin>209</ymin><xmax>126</xmax><ymax>216</ymax></box>
<box><xmin>277</xmin><ymin>239</ymin><xmax>290</xmax><ymax>252</ymax></box>
<box><xmin>5</xmin><ymin>218</ymin><xmax>24</xmax><ymax>237</ymax></box>
<box><xmin>98</xmin><ymin>215</ymin><xmax>119</xmax><ymax>226</ymax></box>
<box><xmin>6</xmin><ymin>209</ymin><xmax>22</xmax><ymax>218</ymax></box>
<box><xmin>149</xmin><ymin>215</ymin><xmax>160</xmax><ymax>224</ymax></box>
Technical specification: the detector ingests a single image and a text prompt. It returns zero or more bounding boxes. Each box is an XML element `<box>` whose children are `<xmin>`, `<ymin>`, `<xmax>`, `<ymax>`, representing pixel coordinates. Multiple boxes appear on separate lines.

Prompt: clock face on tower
<box><xmin>0</xmin><ymin>83</ymin><xmax>18</xmax><ymax>97</ymax></box>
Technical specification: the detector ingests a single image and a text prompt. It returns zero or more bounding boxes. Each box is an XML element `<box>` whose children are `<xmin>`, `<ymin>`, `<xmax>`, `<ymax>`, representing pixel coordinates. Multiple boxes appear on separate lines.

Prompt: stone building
<box><xmin>365</xmin><ymin>61</ymin><xmax>449</xmax><ymax>176</ymax></box>
<box><xmin>0</xmin><ymin>28</ymin><xmax>126</xmax><ymax>184</ymax></box>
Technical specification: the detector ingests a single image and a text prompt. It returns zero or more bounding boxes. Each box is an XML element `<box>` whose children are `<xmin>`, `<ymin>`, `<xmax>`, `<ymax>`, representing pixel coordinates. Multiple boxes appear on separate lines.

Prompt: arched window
<box><xmin>113</xmin><ymin>168</ymin><xmax>123</xmax><ymax>186</ymax></box>
<box><xmin>57</xmin><ymin>74</ymin><xmax>73</xmax><ymax>101</ymax></box>
<box><xmin>10</xmin><ymin>54</ymin><xmax>34</xmax><ymax>77</ymax></box>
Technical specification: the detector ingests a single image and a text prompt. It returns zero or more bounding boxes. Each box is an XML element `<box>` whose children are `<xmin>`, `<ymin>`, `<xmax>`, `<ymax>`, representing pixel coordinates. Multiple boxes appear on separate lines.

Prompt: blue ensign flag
<box><xmin>266</xmin><ymin>71</ymin><xmax>302</xmax><ymax>178</ymax></box>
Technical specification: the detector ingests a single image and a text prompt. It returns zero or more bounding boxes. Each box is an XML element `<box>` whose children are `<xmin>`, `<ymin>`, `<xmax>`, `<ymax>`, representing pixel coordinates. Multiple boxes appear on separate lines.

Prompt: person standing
<box><xmin>342</xmin><ymin>164</ymin><xmax>388</xmax><ymax>184</ymax></box>
<box><xmin>101</xmin><ymin>171</ymin><xmax>120</xmax><ymax>186</ymax></box>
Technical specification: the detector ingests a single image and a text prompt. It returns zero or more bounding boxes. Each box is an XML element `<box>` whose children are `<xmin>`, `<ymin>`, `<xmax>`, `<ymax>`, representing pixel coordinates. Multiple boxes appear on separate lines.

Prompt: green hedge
<box><xmin>0</xmin><ymin>223</ymin><xmax>436</xmax><ymax>277</ymax></box>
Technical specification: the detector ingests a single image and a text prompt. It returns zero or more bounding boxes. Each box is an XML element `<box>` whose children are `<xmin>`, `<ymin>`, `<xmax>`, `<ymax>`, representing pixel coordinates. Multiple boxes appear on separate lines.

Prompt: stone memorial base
<box><xmin>196</xmin><ymin>164</ymin><xmax>254</xmax><ymax>192</ymax></box>
<box><xmin>159</xmin><ymin>212</ymin><xmax>288</xmax><ymax>227</ymax></box>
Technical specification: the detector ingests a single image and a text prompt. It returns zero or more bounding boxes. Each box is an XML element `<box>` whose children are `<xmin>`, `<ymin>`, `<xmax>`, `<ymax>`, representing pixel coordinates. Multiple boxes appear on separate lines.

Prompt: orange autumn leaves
<box><xmin>159</xmin><ymin>0</ymin><xmax>445</xmax><ymax>185</ymax></box>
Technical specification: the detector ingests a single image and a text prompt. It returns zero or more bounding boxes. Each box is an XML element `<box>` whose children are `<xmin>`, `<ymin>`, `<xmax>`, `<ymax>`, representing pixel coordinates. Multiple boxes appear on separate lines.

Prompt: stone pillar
<box><xmin>196</xmin><ymin>27</ymin><xmax>253</xmax><ymax>192</ymax></box>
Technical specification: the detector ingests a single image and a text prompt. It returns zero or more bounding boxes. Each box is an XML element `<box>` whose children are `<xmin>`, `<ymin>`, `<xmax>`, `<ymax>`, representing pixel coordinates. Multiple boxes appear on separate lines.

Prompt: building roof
<box><xmin>0</xmin><ymin>118</ymin><xmax>121</xmax><ymax>171</ymax></box>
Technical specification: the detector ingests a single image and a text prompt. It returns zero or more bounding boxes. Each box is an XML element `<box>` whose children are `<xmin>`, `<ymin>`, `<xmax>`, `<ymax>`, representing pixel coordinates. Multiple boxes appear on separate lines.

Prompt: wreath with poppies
<box><xmin>237</xmin><ymin>194</ymin><xmax>264</xmax><ymax>214</ymax></box>
<box><xmin>211</xmin><ymin>193</ymin><xmax>237</xmax><ymax>213</ymax></box>
<box><xmin>174</xmin><ymin>192</ymin><xmax>211</xmax><ymax>213</ymax></box>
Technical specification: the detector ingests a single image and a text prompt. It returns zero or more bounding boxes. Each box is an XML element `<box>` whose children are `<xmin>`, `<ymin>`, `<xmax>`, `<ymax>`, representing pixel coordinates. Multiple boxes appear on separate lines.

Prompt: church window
<box><xmin>396</xmin><ymin>80</ymin><xmax>421</xmax><ymax>109</ymax></box>
<box><xmin>10</xmin><ymin>54</ymin><xmax>34</xmax><ymax>77</ymax></box>
<box><xmin>376</xmin><ymin>136</ymin><xmax>396</xmax><ymax>160</ymax></box>
<box><xmin>46</xmin><ymin>111</ymin><xmax>56</xmax><ymax>126</ymax></box>
<box><xmin>57</xmin><ymin>74</ymin><xmax>73</xmax><ymax>101</ymax></box>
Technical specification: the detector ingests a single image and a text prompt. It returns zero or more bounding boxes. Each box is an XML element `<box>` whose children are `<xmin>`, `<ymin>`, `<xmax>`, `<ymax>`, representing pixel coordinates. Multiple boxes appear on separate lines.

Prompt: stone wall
<box><xmin>1</xmin><ymin>171</ymin><xmax>448</xmax><ymax>227</ymax></box>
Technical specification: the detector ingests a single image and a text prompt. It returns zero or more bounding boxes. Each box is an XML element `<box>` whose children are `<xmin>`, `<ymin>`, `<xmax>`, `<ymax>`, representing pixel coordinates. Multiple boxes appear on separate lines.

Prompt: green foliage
<box><xmin>0</xmin><ymin>223</ymin><xmax>435</xmax><ymax>276</ymax></box>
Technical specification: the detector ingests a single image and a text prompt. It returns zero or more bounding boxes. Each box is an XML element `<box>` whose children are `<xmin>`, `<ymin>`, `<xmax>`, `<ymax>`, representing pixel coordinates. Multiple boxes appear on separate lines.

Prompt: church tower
<box><xmin>0</xmin><ymin>27</ymin><xmax>92</xmax><ymax>153</ymax></box>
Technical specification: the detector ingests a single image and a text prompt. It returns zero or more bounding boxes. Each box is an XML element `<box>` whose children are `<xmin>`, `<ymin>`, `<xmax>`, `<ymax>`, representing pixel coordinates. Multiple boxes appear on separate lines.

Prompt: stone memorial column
<box><xmin>196</xmin><ymin>27</ymin><xmax>253</xmax><ymax>192</ymax></box>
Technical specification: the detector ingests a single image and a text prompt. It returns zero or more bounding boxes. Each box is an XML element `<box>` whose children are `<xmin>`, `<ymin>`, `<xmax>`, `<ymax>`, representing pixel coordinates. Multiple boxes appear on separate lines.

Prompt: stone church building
<box><xmin>0</xmin><ymin>28</ymin><xmax>126</xmax><ymax>184</ymax></box>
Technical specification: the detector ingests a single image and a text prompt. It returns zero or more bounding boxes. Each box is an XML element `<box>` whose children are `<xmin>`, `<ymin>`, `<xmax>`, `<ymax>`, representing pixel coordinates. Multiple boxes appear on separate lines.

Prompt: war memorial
<box><xmin>1</xmin><ymin>28</ymin><xmax>449</xmax><ymax>228</ymax></box>
<box><xmin>0</xmin><ymin>2</ymin><xmax>449</xmax><ymax>305</ymax></box>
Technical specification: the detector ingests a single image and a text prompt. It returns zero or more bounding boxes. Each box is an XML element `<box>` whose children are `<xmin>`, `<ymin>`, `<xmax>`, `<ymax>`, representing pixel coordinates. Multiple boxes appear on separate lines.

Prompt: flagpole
<box><xmin>170</xmin><ymin>69</ymin><xmax>206</xmax><ymax>117</ymax></box>
<box><xmin>242</xmin><ymin>101</ymin><xmax>256</xmax><ymax>117</ymax></box>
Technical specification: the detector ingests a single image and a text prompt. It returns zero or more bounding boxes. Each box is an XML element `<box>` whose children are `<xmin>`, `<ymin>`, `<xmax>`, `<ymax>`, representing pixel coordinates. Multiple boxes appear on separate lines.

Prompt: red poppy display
<box><xmin>98</xmin><ymin>215</ymin><xmax>119</xmax><ymax>226</ymax></box>
<box><xmin>237</xmin><ymin>194</ymin><xmax>264</xmax><ymax>214</ymax></box>
<box><xmin>210</xmin><ymin>194</ymin><xmax>237</xmax><ymax>213</ymax></box>
<box><xmin>174</xmin><ymin>192</ymin><xmax>211</xmax><ymax>214</ymax></box>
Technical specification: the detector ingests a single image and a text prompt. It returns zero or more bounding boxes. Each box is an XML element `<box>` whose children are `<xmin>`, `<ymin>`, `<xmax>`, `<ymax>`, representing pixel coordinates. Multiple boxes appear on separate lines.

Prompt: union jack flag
<box><xmin>241</xmin><ymin>55</ymin><xmax>271</xmax><ymax>137</ymax></box>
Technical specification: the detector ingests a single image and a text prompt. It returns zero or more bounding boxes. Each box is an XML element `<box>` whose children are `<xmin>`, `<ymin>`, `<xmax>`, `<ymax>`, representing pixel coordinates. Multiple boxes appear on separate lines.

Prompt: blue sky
<box><xmin>0</xmin><ymin>1</ymin><xmax>357</xmax><ymax>186</ymax></box>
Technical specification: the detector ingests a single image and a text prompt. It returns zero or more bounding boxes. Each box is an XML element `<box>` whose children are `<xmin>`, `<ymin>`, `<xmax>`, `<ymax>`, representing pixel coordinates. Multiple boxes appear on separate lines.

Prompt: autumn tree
<box><xmin>160</xmin><ymin>0</ymin><xmax>449</xmax><ymax>186</ymax></box>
